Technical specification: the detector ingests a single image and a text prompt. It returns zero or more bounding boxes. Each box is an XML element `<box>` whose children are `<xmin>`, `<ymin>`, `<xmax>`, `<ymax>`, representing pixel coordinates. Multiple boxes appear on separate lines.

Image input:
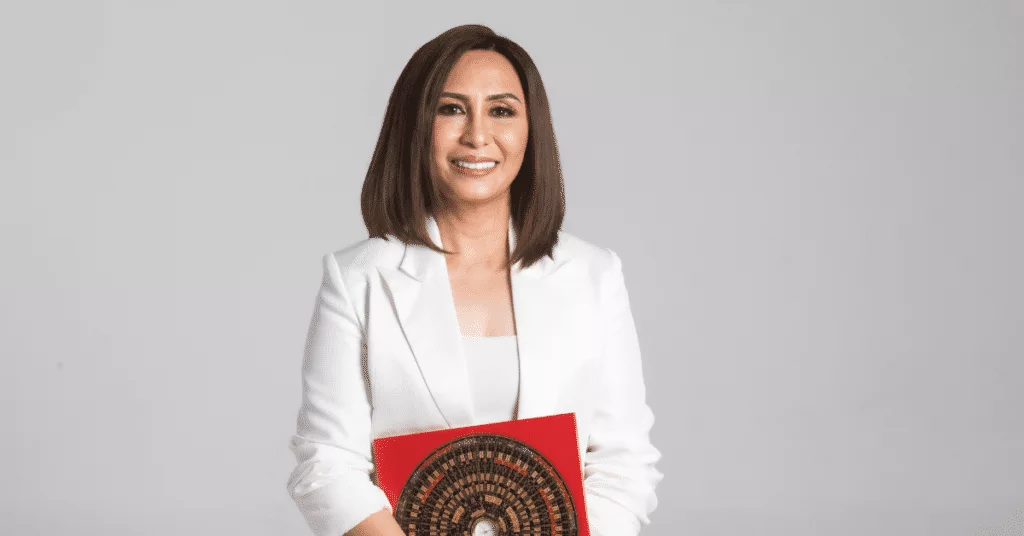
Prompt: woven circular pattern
<box><xmin>394</xmin><ymin>433</ymin><xmax>578</xmax><ymax>536</ymax></box>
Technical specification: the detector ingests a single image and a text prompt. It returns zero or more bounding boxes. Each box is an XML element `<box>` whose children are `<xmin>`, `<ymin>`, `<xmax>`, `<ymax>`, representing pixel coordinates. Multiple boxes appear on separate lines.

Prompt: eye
<box><xmin>491</xmin><ymin>106</ymin><xmax>516</xmax><ymax>118</ymax></box>
<box><xmin>438</xmin><ymin>103</ymin><xmax>463</xmax><ymax>115</ymax></box>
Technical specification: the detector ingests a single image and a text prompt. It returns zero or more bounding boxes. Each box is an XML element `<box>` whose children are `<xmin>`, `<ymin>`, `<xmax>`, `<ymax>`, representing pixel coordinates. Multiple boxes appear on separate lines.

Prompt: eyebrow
<box><xmin>440</xmin><ymin>92</ymin><xmax>522</xmax><ymax>103</ymax></box>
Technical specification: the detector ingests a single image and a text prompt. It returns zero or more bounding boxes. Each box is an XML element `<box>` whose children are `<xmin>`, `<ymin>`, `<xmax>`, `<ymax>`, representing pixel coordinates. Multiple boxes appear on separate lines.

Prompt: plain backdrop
<box><xmin>2</xmin><ymin>1</ymin><xmax>1022</xmax><ymax>535</ymax></box>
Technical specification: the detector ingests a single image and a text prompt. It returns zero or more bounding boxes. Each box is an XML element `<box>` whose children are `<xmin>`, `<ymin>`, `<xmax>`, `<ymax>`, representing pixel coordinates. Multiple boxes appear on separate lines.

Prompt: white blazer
<box><xmin>286</xmin><ymin>215</ymin><xmax>664</xmax><ymax>536</ymax></box>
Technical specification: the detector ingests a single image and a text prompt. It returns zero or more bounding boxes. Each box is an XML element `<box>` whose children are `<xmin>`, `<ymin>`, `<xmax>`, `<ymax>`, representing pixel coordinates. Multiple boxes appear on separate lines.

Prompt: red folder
<box><xmin>372</xmin><ymin>412</ymin><xmax>590</xmax><ymax>536</ymax></box>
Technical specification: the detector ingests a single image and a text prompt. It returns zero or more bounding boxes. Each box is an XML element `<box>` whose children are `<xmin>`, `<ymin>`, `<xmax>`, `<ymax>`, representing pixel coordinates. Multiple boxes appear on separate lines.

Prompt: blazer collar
<box><xmin>398</xmin><ymin>214</ymin><xmax>558</xmax><ymax>282</ymax></box>
<box><xmin>378</xmin><ymin>214</ymin><xmax>582</xmax><ymax>429</ymax></box>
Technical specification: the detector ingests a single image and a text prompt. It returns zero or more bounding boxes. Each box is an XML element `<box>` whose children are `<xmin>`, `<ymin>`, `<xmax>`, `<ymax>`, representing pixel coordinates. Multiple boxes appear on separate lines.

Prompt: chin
<box><xmin>443</xmin><ymin>187</ymin><xmax>509</xmax><ymax>205</ymax></box>
<box><xmin>453</xmin><ymin>194</ymin><xmax>501</xmax><ymax>205</ymax></box>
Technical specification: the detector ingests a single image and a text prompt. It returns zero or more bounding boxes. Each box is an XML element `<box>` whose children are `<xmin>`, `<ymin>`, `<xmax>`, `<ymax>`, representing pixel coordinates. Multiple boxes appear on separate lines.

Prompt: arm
<box><xmin>584</xmin><ymin>250</ymin><xmax>665</xmax><ymax>536</ymax></box>
<box><xmin>286</xmin><ymin>252</ymin><xmax>402</xmax><ymax>536</ymax></box>
<box><xmin>346</xmin><ymin>508</ymin><xmax>404</xmax><ymax>536</ymax></box>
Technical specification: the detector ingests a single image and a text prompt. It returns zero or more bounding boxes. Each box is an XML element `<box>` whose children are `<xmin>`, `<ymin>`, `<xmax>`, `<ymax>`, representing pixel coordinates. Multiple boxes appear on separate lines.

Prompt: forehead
<box><xmin>443</xmin><ymin>50</ymin><xmax>524</xmax><ymax>95</ymax></box>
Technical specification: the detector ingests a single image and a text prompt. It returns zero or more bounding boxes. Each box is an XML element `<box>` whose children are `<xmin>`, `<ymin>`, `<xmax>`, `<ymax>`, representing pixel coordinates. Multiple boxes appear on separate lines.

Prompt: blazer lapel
<box><xmin>377</xmin><ymin>215</ymin><xmax>580</xmax><ymax>429</ymax></box>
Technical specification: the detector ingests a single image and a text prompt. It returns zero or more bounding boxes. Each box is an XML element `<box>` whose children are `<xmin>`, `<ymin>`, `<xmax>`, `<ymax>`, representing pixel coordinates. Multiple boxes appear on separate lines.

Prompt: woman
<box><xmin>286</xmin><ymin>24</ymin><xmax>663</xmax><ymax>536</ymax></box>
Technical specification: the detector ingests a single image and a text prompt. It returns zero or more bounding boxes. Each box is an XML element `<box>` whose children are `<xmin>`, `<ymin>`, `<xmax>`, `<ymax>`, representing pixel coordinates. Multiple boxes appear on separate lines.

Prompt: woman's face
<box><xmin>431</xmin><ymin>50</ymin><xmax>529</xmax><ymax>209</ymax></box>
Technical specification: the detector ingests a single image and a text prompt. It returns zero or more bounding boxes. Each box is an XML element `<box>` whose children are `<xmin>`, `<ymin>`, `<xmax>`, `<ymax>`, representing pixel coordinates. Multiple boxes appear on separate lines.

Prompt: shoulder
<box><xmin>552</xmin><ymin>229</ymin><xmax>610</xmax><ymax>264</ymax></box>
<box><xmin>554</xmin><ymin>232</ymin><xmax>635</xmax><ymax>322</ymax></box>
<box><xmin>331</xmin><ymin>236</ymin><xmax>402</xmax><ymax>270</ymax></box>
<box><xmin>320</xmin><ymin>235</ymin><xmax>404</xmax><ymax>287</ymax></box>
<box><xmin>552</xmin><ymin>229</ymin><xmax>624</xmax><ymax>282</ymax></box>
<box><xmin>320</xmin><ymin>228</ymin><xmax>625</xmax><ymax>283</ymax></box>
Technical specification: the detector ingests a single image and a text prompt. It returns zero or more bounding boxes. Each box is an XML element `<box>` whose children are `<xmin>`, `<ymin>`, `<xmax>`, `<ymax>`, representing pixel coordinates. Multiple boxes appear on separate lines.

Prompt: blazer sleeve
<box><xmin>285</xmin><ymin>252</ymin><xmax>392</xmax><ymax>536</ymax></box>
<box><xmin>584</xmin><ymin>250</ymin><xmax>665</xmax><ymax>536</ymax></box>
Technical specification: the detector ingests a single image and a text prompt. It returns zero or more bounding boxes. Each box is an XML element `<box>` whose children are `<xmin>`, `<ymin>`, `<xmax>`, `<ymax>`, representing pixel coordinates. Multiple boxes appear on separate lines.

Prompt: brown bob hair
<box><xmin>360</xmin><ymin>24</ymin><xmax>565</xmax><ymax>270</ymax></box>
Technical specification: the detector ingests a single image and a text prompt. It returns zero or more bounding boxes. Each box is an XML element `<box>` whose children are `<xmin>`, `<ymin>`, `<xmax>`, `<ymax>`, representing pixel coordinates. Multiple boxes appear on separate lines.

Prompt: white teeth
<box><xmin>454</xmin><ymin>160</ymin><xmax>496</xmax><ymax>169</ymax></box>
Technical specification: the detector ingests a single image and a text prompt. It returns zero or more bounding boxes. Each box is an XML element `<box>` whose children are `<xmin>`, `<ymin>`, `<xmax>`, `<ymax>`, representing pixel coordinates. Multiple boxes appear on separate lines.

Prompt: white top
<box><xmin>461</xmin><ymin>335</ymin><xmax>520</xmax><ymax>424</ymax></box>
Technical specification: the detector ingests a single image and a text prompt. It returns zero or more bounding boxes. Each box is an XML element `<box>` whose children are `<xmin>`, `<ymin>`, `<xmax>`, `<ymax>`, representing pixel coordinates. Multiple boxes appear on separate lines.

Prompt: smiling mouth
<box><xmin>451</xmin><ymin>159</ymin><xmax>498</xmax><ymax>170</ymax></box>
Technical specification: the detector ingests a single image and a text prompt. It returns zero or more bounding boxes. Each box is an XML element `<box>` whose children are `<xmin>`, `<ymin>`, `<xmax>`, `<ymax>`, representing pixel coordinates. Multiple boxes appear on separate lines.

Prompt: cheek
<box><xmin>500</xmin><ymin>127</ymin><xmax>529</xmax><ymax>156</ymax></box>
<box><xmin>433</xmin><ymin>121</ymin><xmax>461</xmax><ymax>154</ymax></box>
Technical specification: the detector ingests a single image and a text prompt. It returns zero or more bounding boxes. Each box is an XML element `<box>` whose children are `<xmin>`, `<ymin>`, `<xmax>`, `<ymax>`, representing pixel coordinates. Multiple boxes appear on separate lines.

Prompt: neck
<box><xmin>434</xmin><ymin>202</ymin><xmax>510</xmax><ymax>272</ymax></box>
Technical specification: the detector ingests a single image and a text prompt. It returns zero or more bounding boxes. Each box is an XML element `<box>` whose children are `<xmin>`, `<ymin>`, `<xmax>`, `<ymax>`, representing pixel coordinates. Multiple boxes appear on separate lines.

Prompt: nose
<box><xmin>460</xmin><ymin>107</ymin><xmax>490</xmax><ymax>148</ymax></box>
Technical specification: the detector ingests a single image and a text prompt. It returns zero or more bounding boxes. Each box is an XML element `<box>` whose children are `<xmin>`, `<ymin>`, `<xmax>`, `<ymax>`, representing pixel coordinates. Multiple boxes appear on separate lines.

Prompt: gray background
<box><xmin>2</xmin><ymin>1</ymin><xmax>1022</xmax><ymax>535</ymax></box>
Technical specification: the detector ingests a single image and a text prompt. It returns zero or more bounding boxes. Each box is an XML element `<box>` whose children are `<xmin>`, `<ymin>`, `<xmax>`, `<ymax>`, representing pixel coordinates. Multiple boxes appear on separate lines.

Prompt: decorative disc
<box><xmin>393</xmin><ymin>433</ymin><xmax>579</xmax><ymax>536</ymax></box>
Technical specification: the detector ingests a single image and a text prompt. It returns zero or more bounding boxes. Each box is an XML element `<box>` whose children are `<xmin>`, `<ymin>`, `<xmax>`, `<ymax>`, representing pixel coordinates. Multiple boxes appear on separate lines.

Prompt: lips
<box><xmin>451</xmin><ymin>155</ymin><xmax>499</xmax><ymax>163</ymax></box>
<box><xmin>452</xmin><ymin>160</ymin><xmax>497</xmax><ymax>170</ymax></box>
<box><xmin>450</xmin><ymin>158</ymin><xmax>498</xmax><ymax>175</ymax></box>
